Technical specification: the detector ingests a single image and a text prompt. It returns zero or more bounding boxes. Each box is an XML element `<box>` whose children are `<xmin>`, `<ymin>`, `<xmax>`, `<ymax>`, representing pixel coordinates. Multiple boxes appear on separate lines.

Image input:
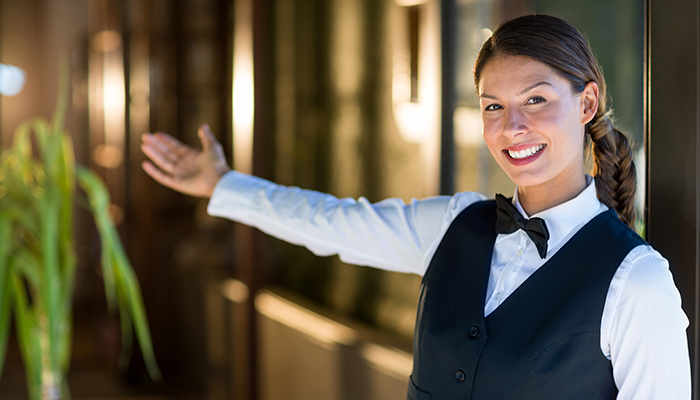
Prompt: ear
<box><xmin>580</xmin><ymin>81</ymin><xmax>599</xmax><ymax>125</ymax></box>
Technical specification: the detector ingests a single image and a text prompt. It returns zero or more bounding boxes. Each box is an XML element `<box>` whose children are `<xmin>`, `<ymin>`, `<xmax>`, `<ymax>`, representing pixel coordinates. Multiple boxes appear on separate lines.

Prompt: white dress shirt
<box><xmin>208</xmin><ymin>171</ymin><xmax>691</xmax><ymax>399</ymax></box>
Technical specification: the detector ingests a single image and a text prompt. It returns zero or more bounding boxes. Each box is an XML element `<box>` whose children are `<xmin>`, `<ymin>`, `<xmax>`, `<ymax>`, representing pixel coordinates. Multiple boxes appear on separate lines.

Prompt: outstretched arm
<box><xmin>141</xmin><ymin>124</ymin><xmax>231</xmax><ymax>198</ymax></box>
<box><xmin>142</xmin><ymin>123</ymin><xmax>484</xmax><ymax>274</ymax></box>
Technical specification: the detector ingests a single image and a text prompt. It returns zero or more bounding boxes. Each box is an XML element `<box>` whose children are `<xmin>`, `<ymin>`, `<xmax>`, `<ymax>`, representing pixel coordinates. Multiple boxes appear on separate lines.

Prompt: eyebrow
<box><xmin>480</xmin><ymin>81</ymin><xmax>554</xmax><ymax>100</ymax></box>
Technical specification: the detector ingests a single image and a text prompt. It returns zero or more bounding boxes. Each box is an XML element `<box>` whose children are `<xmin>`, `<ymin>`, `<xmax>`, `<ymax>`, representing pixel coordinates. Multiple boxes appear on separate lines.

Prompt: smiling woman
<box><xmin>474</xmin><ymin>15</ymin><xmax>638</xmax><ymax>227</ymax></box>
<box><xmin>478</xmin><ymin>56</ymin><xmax>595</xmax><ymax>215</ymax></box>
<box><xmin>140</xmin><ymin>13</ymin><xmax>690</xmax><ymax>400</ymax></box>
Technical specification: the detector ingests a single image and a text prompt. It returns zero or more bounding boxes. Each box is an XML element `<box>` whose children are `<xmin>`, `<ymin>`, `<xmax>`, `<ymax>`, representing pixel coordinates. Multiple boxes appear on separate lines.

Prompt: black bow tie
<box><xmin>495</xmin><ymin>194</ymin><xmax>550</xmax><ymax>259</ymax></box>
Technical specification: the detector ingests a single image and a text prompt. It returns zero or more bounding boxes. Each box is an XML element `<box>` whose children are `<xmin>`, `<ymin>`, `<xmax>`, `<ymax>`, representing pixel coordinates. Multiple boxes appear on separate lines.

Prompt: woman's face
<box><xmin>478</xmin><ymin>55</ymin><xmax>597</xmax><ymax>197</ymax></box>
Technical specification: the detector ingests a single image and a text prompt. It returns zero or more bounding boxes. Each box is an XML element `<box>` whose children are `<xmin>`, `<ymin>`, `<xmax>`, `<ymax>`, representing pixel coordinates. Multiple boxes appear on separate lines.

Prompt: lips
<box><xmin>503</xmin><ymin>144</ymin><xmax>546</xmax><ymax>165</ymax></box>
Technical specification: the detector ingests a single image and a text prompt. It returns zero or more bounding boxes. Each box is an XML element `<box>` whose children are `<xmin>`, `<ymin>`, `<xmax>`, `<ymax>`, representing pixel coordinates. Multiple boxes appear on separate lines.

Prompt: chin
<box><xmin>503</xmin><ymin>170</ymin><xmax>552</xmax><ymax>190</ymax></box>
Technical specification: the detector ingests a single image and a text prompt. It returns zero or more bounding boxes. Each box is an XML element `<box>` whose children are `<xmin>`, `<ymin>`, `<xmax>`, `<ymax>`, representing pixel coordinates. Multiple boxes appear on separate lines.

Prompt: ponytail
<box><xmin>587</xmin><ymin>112</ymin><xmax>637</xmax><ymax>227</ymax></box>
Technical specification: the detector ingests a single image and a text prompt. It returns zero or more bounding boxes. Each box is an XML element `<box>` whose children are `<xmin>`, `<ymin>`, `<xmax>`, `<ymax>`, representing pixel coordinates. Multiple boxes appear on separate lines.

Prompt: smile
<box><xmin>506</xmin><ymin>144</ymin><xmax>546</xmax><ymax>160</ymax></box>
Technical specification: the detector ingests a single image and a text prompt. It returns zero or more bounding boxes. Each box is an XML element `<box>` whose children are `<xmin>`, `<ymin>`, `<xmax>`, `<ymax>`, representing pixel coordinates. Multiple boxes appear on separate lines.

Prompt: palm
<box><xmin>141</xmin><ymin>124</ymin><xmax>231</xmax><ymax>198</ymax></box>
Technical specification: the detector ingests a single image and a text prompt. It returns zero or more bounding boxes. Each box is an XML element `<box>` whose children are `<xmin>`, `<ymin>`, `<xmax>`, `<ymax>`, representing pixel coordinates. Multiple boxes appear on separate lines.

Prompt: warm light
<box><xmin>103</xmin><ymin>68</ymin><xmax>125</xmax><ymax>117</ymax></box>
<box><xmin>103</xmin><ymin>52</ymin><xmax>125</xmax><ymax>152</ymax></box>
<box><xmin>221</xmin><ymin>279</ymin><xmax>250</xmax><ymax>304</ymax></box>
<box><xmin>232</xmin><ymin>66</ymin><xmax>254</xmax><ymax>170</ymax></box>
<box><xmin>391</xmin><ymin>0</ymin><xmax>441</xmax><ymax>195</ymax></box>
<box><xmin>92</xmin><ymin>144</ymin><xmax>124</xmax><ymax>168</ymax></box>
<box><xmin>108</xmin><ymin>204</ymin><xmax>124</xmax><ymax>225</ymax></box>
<box><xmin>394</xmin><ymin>102</ymin><xmax>430</xmax><ymax>143</ymax></box>
<box><xmin>395</xmin><ymin>0</ymin><xmax>428</xmax><ymax>5</ymax></box>
<box><xmin>255</xmin><ymin>291</ymin><xmax>357</xmax><ymax>347</ymax></box>
<box><xmin>232</xmin><ymin>0</ymin><xmax>255</xmax><ymax>175</ymax></box>
<box><xmin>454</xmin><ymin>106</ymin><xmax>483</xmax><ymax>146</ymax></box>
<box><xmin>360</xmin><ymin>343</ymin><xmax>413</xmax><ymax>380</ymax></box>
<box><xmin>92</xmin><ymin>30</ymin><xmax>121</xmax><ymax>53</ymax></box>
<box><xmin>392</xmin><ymin>54</ymin><xmax>412</xmax><ymax>104</ymax></box>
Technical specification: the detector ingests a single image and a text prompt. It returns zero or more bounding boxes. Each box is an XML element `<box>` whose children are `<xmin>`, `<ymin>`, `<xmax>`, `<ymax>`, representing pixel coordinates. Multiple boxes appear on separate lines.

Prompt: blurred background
<box><xmin>0</xmin><ymin>0</ymin><xmax>645</xmax><ymax>399</ymax></box>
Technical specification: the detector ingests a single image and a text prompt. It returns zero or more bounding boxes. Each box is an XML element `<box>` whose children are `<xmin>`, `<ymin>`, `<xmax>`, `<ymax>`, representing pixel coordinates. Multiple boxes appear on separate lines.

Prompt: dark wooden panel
<box><xmin>646</xmin><ymin>0</ymin><xmax>700</xmax><ymax>396</ymax></box>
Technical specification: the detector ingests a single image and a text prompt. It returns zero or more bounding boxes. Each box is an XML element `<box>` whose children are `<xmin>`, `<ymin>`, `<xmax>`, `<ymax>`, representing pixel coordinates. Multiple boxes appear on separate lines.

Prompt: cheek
<box><xmin>558</xmin><ymin>113</ymin><xmax>586</xmax><ymax>148</ymax></box>
<box><xmin>546</xmin><ymin>119</ymin><xmax>586</xmax><ymax>166</ymax></box>
<box><xmin>481</xmin><ymin>124</ymin><xmax>501</xmax><ymax>155</ymax></box>
<box><xmin>532</xmin><ymin>109</ymin><xmax>580</xmax><ymax>144</ymax></box>
<box><xmin>527</xmin><ymin>108</ymin><xmax>562</xmax><ymax>129</ymax></box>
<box><xmin>481</xmin><ymin>116</ymin><xmax>501</xmax><ymax>141</ymax></box>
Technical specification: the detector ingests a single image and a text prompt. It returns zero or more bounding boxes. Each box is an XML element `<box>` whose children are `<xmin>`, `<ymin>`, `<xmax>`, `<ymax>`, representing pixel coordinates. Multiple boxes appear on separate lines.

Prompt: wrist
<box><xmin>206</xmin><ymin>166</ymin><xmax>231</xmax><ymax>198</ymax></box>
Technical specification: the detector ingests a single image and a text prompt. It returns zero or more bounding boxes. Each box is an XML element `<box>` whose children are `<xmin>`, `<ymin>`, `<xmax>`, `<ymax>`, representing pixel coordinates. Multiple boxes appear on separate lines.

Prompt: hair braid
<box><xmin>588</xmin><ymin>112</ymin><xmax>637</xmax><ymax>227</ymax></box>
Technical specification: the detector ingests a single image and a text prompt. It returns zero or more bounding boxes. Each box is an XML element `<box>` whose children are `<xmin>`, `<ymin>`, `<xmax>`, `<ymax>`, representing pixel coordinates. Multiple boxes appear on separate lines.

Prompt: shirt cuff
<box><xmin>207</xmin><ymin>170</ymin><xmax>270</xmax><ymax>224</ymax></box>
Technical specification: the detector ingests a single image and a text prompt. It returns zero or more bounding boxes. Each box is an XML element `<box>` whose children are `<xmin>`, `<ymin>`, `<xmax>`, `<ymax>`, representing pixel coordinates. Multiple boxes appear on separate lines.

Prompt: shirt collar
<box><xmin>512</xmin><ymin>176</ymin><xmax>607</xmax><ymax>252</ymax></box>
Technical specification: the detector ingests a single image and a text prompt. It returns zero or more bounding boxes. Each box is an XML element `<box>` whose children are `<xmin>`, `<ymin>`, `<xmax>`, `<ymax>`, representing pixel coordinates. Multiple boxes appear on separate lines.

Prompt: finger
<box><xmin>144</xmin><ymin>139</ymin><xmax>180</xmax><ymax>169</ymax></box>
<box><xmin>142</xmin><ymin>133</ymin><xmax>177</xmax><ymax>156</ymax></box>
<box><xmin>142</xmin><ymin>160</ymin><xmax>180</xmax><ymax>190</ymax></box>
<box><xmin>153</xmin><ymin>132</ymin><xmax>191</xmax><ymax>157</ymax></box>
<box><xmin>144</xmin><ymin>133</ymin><xmax>183</xmax><ymax>162</ymax></box>
<box><xmin>199</xmin><ymin>124</ymin><xmax>220</xmax><ymax>152</ymax></box>
<box><xmin>141</xmin><ymin>141</ymin><xmax>178</xmax><ymax>174</ymax></box>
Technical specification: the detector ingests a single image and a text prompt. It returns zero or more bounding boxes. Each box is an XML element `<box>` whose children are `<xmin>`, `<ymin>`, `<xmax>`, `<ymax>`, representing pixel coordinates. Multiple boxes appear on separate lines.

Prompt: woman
<box><xmin>141</xmin><ymin>14</ymin><xmax>690</xmax><ymax>399</ymax></box>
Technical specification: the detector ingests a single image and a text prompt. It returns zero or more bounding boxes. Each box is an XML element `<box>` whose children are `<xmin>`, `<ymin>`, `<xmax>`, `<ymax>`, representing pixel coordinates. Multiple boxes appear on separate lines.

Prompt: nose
<box><xmin>503</xmin><ymin>109</ymin><xmax>528</xmax><ymax>138</ymax></box>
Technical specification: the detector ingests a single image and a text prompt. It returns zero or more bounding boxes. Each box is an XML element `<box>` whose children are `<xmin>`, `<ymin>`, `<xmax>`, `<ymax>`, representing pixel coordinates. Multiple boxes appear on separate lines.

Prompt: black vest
<box><xmin>407</xmin><ymin>200</ymin><xmax>645</xmax><ymax>400</ymax></box>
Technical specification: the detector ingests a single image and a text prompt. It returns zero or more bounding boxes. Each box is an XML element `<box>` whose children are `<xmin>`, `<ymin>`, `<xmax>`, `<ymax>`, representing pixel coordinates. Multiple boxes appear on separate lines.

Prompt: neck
<box><xmin>518</xmin><ymin>172</ymin><xmax>588</xmax><ymax>216</ymax></box>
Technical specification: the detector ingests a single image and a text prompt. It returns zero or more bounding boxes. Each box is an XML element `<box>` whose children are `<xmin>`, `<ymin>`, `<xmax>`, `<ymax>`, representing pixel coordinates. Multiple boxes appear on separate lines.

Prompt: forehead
<box><xmin>478</xmin><ymin>55</ymin><xmax>567</xmax><ymax>97</ymax></box>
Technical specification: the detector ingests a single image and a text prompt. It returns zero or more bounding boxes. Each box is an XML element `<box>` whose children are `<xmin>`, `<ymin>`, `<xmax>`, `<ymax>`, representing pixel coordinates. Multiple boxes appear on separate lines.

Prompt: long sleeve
<box><xmin>603</xmin><ymin>245</ymin><xmax>691</xmax><ymax>399</ymax></box>
<box><xmin>207</xmin><ymin>171</ymin><xmax>487</xmax><ymax>275</ymax></box>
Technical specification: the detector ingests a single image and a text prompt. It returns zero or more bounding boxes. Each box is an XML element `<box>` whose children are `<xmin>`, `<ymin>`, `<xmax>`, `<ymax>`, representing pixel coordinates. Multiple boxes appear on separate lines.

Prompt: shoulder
<box><xmin>419</xmin><ymin>191</ymin><xmax>490</xmax><ymax>269</ymax></box>
<box><xmin>443</xmin><ymin>191</ymin><xmax>491</xmax><ymax>220</ymax></box>
<box><xmin>605</xmin><ymin>244</ymin><xmax>690</xmax><ymax>397</ymax></box>
<box><xmin>434</xmin><ymin>191</ymin><xmax>492</xmax><ymax>233</ymax></box>
<box><xmin>604</xmin><ymin>244</ymin><xmax>682</xmax><ymax>344</ymax></box>
<box><xmin>606</xmin><ymin>244</ymin><xmax>687</xmax><ymax>339</ymax></box>
<box><xmin>613</xmin><ymin>245</ymin><xmax>679</xmax><ymax>303</ymax></box>
<box><xmin>618</xmin><ymin>245</ymin><xmax>674</xmax><ymax>289</ymax></box>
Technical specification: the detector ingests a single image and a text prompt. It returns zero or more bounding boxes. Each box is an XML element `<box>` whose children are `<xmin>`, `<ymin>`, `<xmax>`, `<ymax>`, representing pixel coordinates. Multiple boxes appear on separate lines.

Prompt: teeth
<box><xmin>508</xmin><ymin>144</ymin><xmax>545</xmax><ymax>160</ymax></box>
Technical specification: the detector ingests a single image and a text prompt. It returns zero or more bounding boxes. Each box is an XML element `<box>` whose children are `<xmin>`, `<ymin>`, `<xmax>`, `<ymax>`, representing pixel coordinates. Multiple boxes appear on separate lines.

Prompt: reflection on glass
<box><xmin>391</xmin><ymin>1</ymin><xmax>441</xmax><ymax>197</ymax></box>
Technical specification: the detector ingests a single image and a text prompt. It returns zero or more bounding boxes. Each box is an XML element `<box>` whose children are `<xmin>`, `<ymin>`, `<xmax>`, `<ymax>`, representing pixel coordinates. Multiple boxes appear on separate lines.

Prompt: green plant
<box><xmin>0</xmin><ymin>78</ymin><xmax>159</xmax><ymax>400</ymax></box>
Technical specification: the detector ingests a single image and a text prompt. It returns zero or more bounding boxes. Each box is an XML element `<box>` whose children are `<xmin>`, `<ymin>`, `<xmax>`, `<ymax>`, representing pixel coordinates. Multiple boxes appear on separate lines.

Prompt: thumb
<box><xmin>198</xmin><ymin>123</ymin><xmax>218</xmax><ymax>151</ymax></box>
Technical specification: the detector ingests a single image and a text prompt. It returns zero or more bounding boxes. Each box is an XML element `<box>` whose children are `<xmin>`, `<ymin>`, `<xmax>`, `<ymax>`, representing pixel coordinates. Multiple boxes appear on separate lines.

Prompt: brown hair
<box><xmin>473</xmin><ymin>14</ymin><xmax>637</xmax><ymax>227</ymax></box>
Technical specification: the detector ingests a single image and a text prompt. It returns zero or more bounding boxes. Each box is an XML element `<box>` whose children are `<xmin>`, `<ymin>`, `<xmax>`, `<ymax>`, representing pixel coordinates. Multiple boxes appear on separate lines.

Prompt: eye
<box><xmin>484</xmin><ymin>103</ymin><xmax>503</xmax><ymax>111</ymax></box>
<box><xmin>526</xmin><ymin>96</ymin><xmax>546</xmax><ymax>105</ymax></box>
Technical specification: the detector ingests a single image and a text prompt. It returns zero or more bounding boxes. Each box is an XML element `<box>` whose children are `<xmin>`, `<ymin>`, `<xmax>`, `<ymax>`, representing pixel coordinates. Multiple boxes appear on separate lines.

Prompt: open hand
<box><xmin>141</xmin><ymin>124</ymin><xmax>231</xmax><ymax>198</ymax></box>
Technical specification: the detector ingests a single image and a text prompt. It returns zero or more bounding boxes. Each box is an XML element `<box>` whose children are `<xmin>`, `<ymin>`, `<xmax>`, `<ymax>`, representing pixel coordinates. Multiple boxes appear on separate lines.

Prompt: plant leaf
<box><xmin>58</xmin><ymin>132</ymin><xmax>76</xmax><ymax>287</ymax></box>
<box><xmin>0</xmin><ymin>212</ymin><xmax>13</xmax><ymax>379</ymax></box>
<box><xmin>76</xmin><ymin>167</ymin><xmax>116</xmax><ymax>310</ymax></box>
<box><xmin>38</xmin><ymin>186</ymin><xmax>62</xmax><ymax>374</ymax></box>
<box><xmin>76</xmin><ymin>166</ymin><xmax>160</xmax><ymax>380</ymax></box>
<box><xmin>51</xmin><ymin>58</ymin><xmax>69</xmax><ymax>135</ymax></box>
<box><xmin>112</xmin><ymin>238</ymin><xmax>161</xmax><ymax>381</ymax></box>
<box><xmin>12</xmin><ymin>274</ymin><xmax>42</xmax><ymax>400</ymax></box>
<box><xmin>31</xmin><ymin>119</ymin><xmax>51</xmax><ymax>163</ymax></box>
<box><xmin>0</xmin><ymin>267</ymin><xmax>13</xmax><ymax>380</ymax></box>
<box><xmin>12</xmin><ymin>249</ymin><xmax>42</xmax><ymax>288</ymax></box>
<box><xmin>115</xmin><ymin>278</ymin><xmax>133</xmax><ymax>370</ymax></box>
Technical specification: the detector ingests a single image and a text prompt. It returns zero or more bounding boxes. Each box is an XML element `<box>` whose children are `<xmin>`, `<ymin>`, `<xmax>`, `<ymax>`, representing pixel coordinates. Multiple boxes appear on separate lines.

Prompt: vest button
<box><xmin>455</xmin><ymin>369</ymin><xmax>466</xmax><ymax>382</ymax></box>
<box><xmin>468</xmin><ymin>325</ymin><xmax>480</xmax><ymax>338</ymax></box>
